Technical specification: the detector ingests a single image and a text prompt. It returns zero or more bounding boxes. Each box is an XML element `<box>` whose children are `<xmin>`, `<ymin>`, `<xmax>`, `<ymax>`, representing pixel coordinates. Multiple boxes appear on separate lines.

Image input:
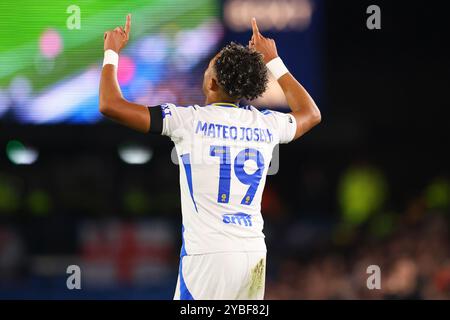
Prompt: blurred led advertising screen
<box><xmin>0</xmin><ymin>0</ymin><xmax>223</xmax><ymax>124</ymax></box>
<box><xmin>222</xmin><ymin>0</ymin><xmax>323</xmax><ymax>109</ymax></box>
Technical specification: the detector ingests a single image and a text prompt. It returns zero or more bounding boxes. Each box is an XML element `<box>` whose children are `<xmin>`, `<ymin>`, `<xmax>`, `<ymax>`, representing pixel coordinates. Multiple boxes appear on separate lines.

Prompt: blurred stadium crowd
<box><xmin>0</xmin><ymin>154</ymin><xmax>448</xmax><ymax>299</ymax></box>
<box><xmin>263</xmin><ymin>165</ymin><xmax>449</xmax><ymax>299</ymax></box>
<box><xmin>266</xmin><ymin>214</ymin><xmax>449</xmax><ymax>299</ymax></box>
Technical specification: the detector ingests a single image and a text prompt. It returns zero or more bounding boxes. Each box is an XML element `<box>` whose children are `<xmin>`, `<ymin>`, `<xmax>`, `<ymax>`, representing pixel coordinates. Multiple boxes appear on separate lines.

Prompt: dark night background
<box><xmin>0</xmin><ymin>0</ymin><xmax>448</xmax><ymax>299</ymax></box>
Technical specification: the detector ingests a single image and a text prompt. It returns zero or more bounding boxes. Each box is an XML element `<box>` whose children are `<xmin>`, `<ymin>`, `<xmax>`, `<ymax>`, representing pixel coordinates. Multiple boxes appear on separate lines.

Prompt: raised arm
<box><xmin>99</xmin><ymin>14</ymin><xmax>151</xmax><ymax>133</ymax></box>
<box><xmin>249</xmin><ymin>18</ymin><xmax>321</xmax><ymax>140</ymax></box>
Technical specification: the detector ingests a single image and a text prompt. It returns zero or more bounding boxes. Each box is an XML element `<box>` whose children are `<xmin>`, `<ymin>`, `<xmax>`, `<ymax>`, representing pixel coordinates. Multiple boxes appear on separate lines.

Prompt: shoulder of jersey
<box><xmin>199</xmin><ymin>103</ymin><xmax>275</xmax><ymax>113</ymax></box>
<box><xmin>160</xmin><ymin>103</ymin><xmax>200</xmax><ymax>111</ymax></box>
<box><xmin>167</xmin><ymin>103</ymin><xmax>279</xmax><ymax>116</ymax></box>
<box><xmin>240</xmin><ymin>105</ymin><xmax>277</xmax><ymax>115</ymax></box>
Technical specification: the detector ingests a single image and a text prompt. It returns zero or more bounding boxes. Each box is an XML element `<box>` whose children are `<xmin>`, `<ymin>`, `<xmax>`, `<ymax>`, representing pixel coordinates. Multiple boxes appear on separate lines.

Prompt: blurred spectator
<box><xmin>338</xmin><ymin>164</ymin><xmax>387</xmax><ymax>226</ymax></box>
<box><xmin>266</xmin><ymin>214</ymin><xmax>449</xmax><ymax>299</ymax></box>
<box><xmin>0</xmin><ymin>227</ymin><xmax>26</xmax><ymax>282</ymax></box>
<box><xmin>0</xmin><ymin>173</ymin><xmax>22</xmax><ymax>214</ymax></box>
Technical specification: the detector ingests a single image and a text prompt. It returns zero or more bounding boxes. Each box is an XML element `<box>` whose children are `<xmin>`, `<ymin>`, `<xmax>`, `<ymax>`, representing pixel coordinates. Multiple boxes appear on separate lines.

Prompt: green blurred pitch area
<box><xmin>0</xmin><ymin>0</ymin><xmax>221</xmax><ymax>124</ymax></box>
<box><xmin>0</xmin><ymin>0</ymin><xmax>217</xmax><ymax>88</ymax></box>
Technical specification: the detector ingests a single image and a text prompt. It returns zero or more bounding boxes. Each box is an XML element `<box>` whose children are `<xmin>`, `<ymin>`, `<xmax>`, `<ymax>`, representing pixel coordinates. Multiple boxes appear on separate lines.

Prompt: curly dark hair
<box><xmin>214</xmin><ymin>42</ymin><xmax>268</xmax><ymax>101</ymax></box>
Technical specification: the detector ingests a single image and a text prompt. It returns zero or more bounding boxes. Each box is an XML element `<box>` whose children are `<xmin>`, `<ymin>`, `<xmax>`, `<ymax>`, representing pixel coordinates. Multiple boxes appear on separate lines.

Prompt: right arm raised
<box><xmin>249</xmin><ymin>18</ymin><xmax>321</xmax><ymax>140</ymax></box>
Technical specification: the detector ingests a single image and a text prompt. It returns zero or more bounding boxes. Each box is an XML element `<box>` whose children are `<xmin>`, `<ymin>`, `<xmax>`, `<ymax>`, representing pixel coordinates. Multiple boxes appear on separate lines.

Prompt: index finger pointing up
<box><xmin>251</xmin><ymin>17</ymin><xmax>260</xmax><ymax>36</ymax></box>
<box><xmin>125</xmin><ymin>14</ymin><xmax>131</xmax><ymax>35</ymax></box>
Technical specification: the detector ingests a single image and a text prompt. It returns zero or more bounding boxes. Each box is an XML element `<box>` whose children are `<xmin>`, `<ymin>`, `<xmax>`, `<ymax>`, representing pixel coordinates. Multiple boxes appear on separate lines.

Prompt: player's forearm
<box><xmin>278</xmin><ymin>73</ymin><xmax>320</xmax><ymax>118</ymax></box>
<box><xmin>99</xmin><ymin>62</ymin><xmax>151</xmax><ymax>133</ymax></box>
<box><xmin>98</xmin><ymin>15</ymin><xmax>150</xmax><ymax>133</ymax></box>
<box><xmin>277</xmin><ymin>72</ymin><xmax>321</xmax><ymax>137</ymax></box>
<box><xmin>99</xmin><ymin>64</ymin><xmax>126</xmax><ymax>115</ymax></box>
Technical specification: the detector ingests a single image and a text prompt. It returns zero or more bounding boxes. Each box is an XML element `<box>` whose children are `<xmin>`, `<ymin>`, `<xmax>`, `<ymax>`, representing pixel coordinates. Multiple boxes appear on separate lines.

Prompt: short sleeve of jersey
<box><xmin>160</xmin><ymin>103</ymin><xmax>196</xmax><ymax>141</ymax></box>
<box><xmin>267</xmin><ymin>111</ymin><xmax>297</xmax><ymax>144</ymax></box>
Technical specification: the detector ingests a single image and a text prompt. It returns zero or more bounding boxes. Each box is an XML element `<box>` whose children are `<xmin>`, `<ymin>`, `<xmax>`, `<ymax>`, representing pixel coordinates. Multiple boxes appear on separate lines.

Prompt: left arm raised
<box><xmin>99</xmin><ymin>14</ymin><xmax>151</xmax><ymax>133</ymax></box>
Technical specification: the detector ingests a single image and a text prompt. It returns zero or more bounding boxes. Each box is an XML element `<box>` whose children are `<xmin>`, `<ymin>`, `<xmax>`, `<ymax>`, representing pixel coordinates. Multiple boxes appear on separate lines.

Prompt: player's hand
<box><xmin>248</xmin><ymin>18</ymin><xmax>278</xmax><ymax>64</ymax></box>
<box><xmin>104</xmin><ymin>14</ymin><xmax>131</xmax><ymax>53</ymax></box>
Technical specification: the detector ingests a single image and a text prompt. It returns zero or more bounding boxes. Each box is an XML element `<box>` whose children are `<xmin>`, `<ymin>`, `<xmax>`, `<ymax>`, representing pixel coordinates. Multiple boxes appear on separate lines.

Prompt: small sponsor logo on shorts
<box><xmin>222</xmin><ymin>213</ymin><xmax>252</xmax><ymax>227</ymax></box>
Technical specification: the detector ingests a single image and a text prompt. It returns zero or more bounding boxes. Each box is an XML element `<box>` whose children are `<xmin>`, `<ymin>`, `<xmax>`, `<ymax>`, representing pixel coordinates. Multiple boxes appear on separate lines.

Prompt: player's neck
<box><xmin>205</xmin><ymin>95</ymin><xmax>238</xmax><ymax>106</ymax></box>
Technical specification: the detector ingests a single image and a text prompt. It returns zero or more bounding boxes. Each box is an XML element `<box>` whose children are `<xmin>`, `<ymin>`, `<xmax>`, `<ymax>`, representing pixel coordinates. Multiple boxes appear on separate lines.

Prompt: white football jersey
<box><xmin>158</xmin><ymin>102</ymin><xmax>297</xmax><ymax>256</ymax></box>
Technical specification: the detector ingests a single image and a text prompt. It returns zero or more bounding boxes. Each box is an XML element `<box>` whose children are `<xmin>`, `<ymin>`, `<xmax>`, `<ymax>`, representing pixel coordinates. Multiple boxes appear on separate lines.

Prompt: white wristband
<box><xmin>103</xmin><ymin>49</ymin><xmax>119</xmax><ymax>67</ymax></box>
<box><xmin>266</xmin><ymin>57</ymin><xmax>289</xmax><ymax>80</ymax></box>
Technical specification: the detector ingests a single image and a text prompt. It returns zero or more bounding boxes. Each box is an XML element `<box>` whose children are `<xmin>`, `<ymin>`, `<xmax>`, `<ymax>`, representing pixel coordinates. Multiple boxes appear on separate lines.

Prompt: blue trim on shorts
<box><xmin>179</xmin><ymin>257</ymin><xmax>194</xmax><ymax>300</ymax></box>
<box><xmin>180</xmin><ymin>225</ymin><xmax>187</xmax><ymax>258</ymax></box>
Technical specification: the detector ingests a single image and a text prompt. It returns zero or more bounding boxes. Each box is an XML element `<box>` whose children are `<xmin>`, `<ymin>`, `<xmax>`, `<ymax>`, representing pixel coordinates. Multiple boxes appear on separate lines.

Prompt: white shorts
<box><xmin>173</xmin><ymin>251</ymin><xmax>267</xmax><ymax>300</ymax></box>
